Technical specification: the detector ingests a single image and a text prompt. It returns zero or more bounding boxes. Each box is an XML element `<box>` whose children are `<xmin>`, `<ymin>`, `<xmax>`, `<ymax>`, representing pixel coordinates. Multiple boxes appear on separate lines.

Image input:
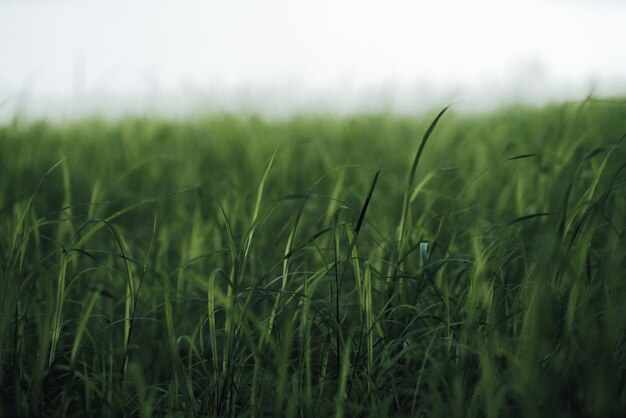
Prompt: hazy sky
<box><xmin>1</xmin><ymin>0</ymin><xmax>625</xmax><ymax>120</ymax></box>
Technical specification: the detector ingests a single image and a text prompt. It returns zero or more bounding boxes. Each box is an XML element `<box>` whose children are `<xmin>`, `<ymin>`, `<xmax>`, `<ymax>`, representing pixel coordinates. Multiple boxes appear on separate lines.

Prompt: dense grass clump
<box><xmin>0</xmin><ymin>99</ymin><xmax>625</xmax><ymax>417</ymax></box>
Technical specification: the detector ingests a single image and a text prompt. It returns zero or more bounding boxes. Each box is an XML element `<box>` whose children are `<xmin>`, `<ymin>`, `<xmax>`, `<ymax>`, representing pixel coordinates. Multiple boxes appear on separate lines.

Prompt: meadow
<box><xmin>0</xmin><ymin>98</ymin><xmax>625</xmax><ymax>417</ymax></box>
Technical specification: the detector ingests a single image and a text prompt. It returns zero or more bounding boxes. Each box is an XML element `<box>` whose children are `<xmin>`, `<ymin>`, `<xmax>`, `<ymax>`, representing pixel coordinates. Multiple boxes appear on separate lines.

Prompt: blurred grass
<box><xmin>0</xmin><ymin>98</ymin><xmax>625</xmax><ymax>417</ymax></box>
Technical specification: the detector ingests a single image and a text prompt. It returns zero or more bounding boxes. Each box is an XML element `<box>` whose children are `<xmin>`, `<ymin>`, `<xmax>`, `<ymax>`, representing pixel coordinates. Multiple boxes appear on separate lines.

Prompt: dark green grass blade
<box><xmin>283</xmin><ymin>226</ymin><xmax>333</xmax><ymax>259</ymax></box>
<box><xmin>506</xmin><ymin>212</ymin><xmax>560</xmax><ymax>226</ymax></box>
<box><xmin>503</xmin><ymin>153</ymin><xmax>540</xmax><ymax>161</ymax></box>
<box><xmin>397</xmin><ymin>106</ymin><xmax>449</xmax><ymax>247</ymax></box>
<box><xmin>354</xmin><ymin>168</ymin><xmax>381</xmax><ymax>235</ymax></box>
<box><xmin>407</xmin><ymin>106</ymin><xmax>449</xmax><ymax>191</ymax></box>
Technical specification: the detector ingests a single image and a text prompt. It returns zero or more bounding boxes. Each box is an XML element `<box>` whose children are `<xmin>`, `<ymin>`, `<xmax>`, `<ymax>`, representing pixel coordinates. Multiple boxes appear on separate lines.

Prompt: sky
<box><xmin>1</xmin><ymin>0</ymin><xmax>625</xmax><ymax>121</ymax></box>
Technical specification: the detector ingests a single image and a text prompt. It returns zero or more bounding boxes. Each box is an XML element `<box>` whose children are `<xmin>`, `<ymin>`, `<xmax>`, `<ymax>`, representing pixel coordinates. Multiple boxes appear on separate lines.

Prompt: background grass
<box><xmin>0</xmin><ymin>98</ymin><xmax>625</xmax><ymax>417</ymax></box>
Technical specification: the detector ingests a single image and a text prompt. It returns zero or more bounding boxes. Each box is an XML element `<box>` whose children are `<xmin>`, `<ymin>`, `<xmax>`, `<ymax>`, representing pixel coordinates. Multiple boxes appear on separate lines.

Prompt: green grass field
<box><xmin>1</xmin><ymin>98</ymin><xmax>625</xmax><ymax>417</ymax></box>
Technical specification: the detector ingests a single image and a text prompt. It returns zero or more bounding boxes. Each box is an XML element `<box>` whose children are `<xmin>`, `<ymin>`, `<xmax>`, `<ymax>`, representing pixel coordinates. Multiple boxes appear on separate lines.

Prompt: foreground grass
<box><xmin>0</xmin><ymin>99</ymin><xmax>625</xmax><ymax>417</ymax></box>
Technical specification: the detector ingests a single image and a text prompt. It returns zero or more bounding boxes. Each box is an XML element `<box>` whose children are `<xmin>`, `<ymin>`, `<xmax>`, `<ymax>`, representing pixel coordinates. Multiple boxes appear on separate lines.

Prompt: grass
<box><xmin>0</xmin><ymin>98</ymin><xmax>625</xmax><ymax>417</ymax></box>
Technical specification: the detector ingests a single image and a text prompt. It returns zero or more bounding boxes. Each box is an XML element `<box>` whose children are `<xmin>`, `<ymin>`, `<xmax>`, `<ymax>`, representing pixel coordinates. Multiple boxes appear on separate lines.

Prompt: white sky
<box><xmin>1</xmin><ymin>0</ymin><xmax>625</xmax><ymax>120</ymax></box>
